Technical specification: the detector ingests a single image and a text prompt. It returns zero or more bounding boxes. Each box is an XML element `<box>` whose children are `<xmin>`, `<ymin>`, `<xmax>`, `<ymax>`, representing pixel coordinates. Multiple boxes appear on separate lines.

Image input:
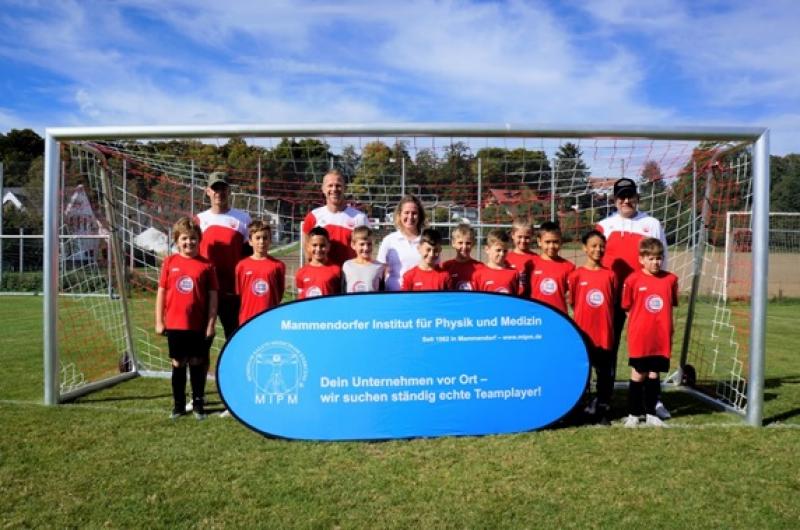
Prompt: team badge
<box><xmin>305</xmin><ymin>286</ymin><xmax>323</xmax><ymax>298</ymax></box>
<box><xmin>252</xmin><ymin>279</ymin><xmax>269</xmax><ymax>297</ymax></box>
<box><xmin>176</xmin><ymin>275</ymin><xmax>194</xmax><ymax>293</ymax></box>
<box><xmin>352</xmin><ymin>281</ymin><xmax>368</xmax><ymax>293</ymax></box>
<box><xmin>586</xmin><ymin>289</ymin><xmax>604</xmax><ymax>308</ymax></box>
<box><xmin>645</xmin><ymin>294</ymin><xmax>664</xmax><ymax>313</ymax></box>
<box><xmin>457</xmin><ymin>281</ymin><xmax>472</xmax><ymax>291</ymax></box>
<box><xmin>539</xmin><ymin>278</ymin><xmax>557</xmax><ymax>295</ymax></box>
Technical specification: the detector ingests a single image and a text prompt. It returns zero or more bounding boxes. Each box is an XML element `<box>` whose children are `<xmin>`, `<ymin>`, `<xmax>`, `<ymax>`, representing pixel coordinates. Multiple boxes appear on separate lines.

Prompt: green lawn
<box><xmin>1</xmin><ymin>296</ymin><xmax>798</xmax><ymax>528</ymax></box>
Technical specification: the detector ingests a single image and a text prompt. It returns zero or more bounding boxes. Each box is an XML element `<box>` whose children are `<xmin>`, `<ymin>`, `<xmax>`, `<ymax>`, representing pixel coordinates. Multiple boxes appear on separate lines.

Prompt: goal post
<box><xmin>42</xmin><ymin>124</ymin><xmax>770</xmax><ymax>426</ymax></box>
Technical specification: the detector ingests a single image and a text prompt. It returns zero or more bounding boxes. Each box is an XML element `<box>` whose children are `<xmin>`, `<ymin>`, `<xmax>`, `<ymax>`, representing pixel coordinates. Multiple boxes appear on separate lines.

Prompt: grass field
<box><xmin>1</xmin><ymin>296</ymin><xmax>798</xmax><ymax>528</ymax></box>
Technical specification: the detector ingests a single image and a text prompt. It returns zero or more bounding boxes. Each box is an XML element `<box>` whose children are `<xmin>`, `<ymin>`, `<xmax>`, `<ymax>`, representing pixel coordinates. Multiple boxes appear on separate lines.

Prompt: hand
<box><xmin>156</xmin><ymin>322</ymin><xmax>165</xmax><ymax>336</ymax></box>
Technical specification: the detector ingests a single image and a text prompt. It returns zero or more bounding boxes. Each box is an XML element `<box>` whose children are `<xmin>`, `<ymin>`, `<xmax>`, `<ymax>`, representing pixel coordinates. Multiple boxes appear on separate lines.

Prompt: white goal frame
<box><xmin>43</xmin><ymin>123</ymin><xmax>770</xmax><ymax>426</ymax></box>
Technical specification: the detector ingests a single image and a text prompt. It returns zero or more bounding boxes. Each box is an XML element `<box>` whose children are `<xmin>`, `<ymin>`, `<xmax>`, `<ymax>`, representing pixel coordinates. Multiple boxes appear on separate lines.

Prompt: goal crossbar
<box><xmin>43</xmin><ymin>123</ymin><xmax>770</xmax><ymax>427</ymax></box>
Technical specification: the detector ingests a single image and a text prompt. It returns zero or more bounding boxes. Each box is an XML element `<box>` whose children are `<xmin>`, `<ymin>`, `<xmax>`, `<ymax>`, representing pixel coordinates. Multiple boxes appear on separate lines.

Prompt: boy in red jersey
<box><xmin>342</xmin><ymin>226</ymin><xmax>386</xmax><ymax>292</ymax></box>
<box><xmin>505</xmin><ymin>217</ymin><xmax>536</xmax><ymax>297</ymax></box>
<box><xmin>568</xmin><ymin>230</ymin><xmax>618</xmax><ymax>425</ymax></box>
<box><xmin>235</xmin><ymin>220</ymin><xmax>286</xmax><ymax>325</ymax></box>
<box><xmin>471</xmin><ymin>229</ymin><xmax>520</xmax><ymax>295</ymax></box>
<box><xmin>442</xmin><ymin>223</ymin><xmax>483</xmax><ymax>291</ymax></box>
<box><xmin>530</xmin><ymin>221</ymin><xmax>575</xmax><ymax>312</ymax></box>
<box><xmin>402</xmin><ymin>228</ymin><xmax>452</xmax><ymax>291</ymax></box>
<box><xmin>155</xmin><ymin>217</ymin><xmax>218</xmax><ymax>420</ymax></box>
<box><xmin>295</xmin><ymin>226</ymin><xmax>341</xmax><ymax>299</ymax></box>
<box><xmin>621</xmin><ymin>237</ymin><xmax>678</xmax><ymax>428</ymax></box>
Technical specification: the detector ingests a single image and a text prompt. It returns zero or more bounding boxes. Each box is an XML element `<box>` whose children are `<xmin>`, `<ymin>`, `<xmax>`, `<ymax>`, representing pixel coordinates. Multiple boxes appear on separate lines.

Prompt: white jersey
<box><xmin>341</xmin><ymin>260</ymin><xmax>386</xmax><ymax>293</ymax></box>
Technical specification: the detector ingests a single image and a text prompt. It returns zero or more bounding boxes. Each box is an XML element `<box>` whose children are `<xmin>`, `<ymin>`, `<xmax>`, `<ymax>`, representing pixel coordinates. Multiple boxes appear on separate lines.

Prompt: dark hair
<box><xmin>485</xmin><ymin>228</ymin><xmax>510</xmax><ymax>247</ymax></box>
<box><xmin>420</xmin><ymin>227</ymin><xmax>442</xmax><ymax>247</ymax></box>
<box><xmin>581</xmin><ymin>229</ymin><xmax>605</xmax><ymax>245</ymax></box>
<box><xmin>308</xmin><ymin>226</ymin><xmax>330</xmax><ymax>241</ymax></box>
<box><xmin>248</xmin><ymin>219</ymin><xmax>272</xmax><ymax>239</ymax></box>
<box><xmin>639</xmin><ymin>237</ymin><xmax>664</xmax><ymax>257</ymax></box>
<box><xmin>538</xmin><ymin>220</ymin><xmax>561</xmax><ymax>238</ymax></box>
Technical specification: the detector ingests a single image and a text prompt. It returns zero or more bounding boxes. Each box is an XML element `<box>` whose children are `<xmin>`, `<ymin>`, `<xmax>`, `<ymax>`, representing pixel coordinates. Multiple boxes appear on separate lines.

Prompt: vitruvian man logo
<box><xmin>246</xmin><ymin>341</ymin><xmax>308</xmax><ymax>405</ymax></box>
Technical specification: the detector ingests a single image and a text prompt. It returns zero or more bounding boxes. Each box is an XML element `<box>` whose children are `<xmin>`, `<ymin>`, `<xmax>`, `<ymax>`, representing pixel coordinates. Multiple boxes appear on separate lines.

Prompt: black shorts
<box><xmin>166</xmin><ymin>330</ymin><xmax>212</xmax><ymax>361</ymax></box>
<box><xmin>628</xmin><ymin>355</ymin><xmax>670</xmax><ymax>374</ymax></box>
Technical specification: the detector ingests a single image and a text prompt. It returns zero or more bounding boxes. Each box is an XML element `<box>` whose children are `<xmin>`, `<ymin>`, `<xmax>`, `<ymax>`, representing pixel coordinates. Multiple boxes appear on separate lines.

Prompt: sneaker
<box><xmin>170</xmin><ymin>410</ymin><xmax>185</xmax><ymax>420</ymax></box>
<box><xmin>622</xmin><ymin>414</ymin><xmax>640</xmax><ymax>428</ymax></box>
<box><xmin>595</xmin><ymin>404</ymin><xmax>611</xmax><ymax>426</ymax></box>
<box><xmin>185</xmin><ymin>402</ymin><xmax>193</xmax><ymax>412</ymax></box>
<box><xmin>583</xmin><ymin>397</ymin><xmax>598</xmax><ymax>416</ymax></box>
<box><xmin>193</xmin><ymin>410</ymin><xmax>208</xmax><ymax>421</ymax></box>
<box><xmin>654</xmin><ymin>401</ymin><xmax>671</xmax><ymax>420</ymax></box>
<box><xmin>645</xmin><ymin>414</ymin><xmax>669</xmax><ymax>428</ymax></box>
<box><xmin>219</xmin><ymin>409</ymin><xmax>231</xmax><ymax>418</ymax></box>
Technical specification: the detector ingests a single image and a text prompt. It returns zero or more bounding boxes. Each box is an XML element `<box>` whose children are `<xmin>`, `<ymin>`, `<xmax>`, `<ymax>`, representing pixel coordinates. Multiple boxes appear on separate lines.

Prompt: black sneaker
<box><xmin>170</xmin><ymin>409</ymin><xmax>185</xmax><ymax>420</ymax></box>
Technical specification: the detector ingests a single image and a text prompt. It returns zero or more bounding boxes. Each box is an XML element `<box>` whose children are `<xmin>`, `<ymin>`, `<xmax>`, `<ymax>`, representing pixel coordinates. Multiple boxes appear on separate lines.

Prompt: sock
<box><xmin>189</xmin><ymin>363</ymin><xmax>206</xmax><ymax>412</ymax></box>
<box><xmin>645</xmin><ymin>378</ymin><xmax>661</xmax><ymax>415</ymax></box>
<box><xmin>171</xmin><ymin>365</ymin><xmax>186</xmax><ymax>411</ymax></box>
<box><xmin>628</xmin><ymin>380</ymin><xmax>644</xmax><ymax>417</ymax></box>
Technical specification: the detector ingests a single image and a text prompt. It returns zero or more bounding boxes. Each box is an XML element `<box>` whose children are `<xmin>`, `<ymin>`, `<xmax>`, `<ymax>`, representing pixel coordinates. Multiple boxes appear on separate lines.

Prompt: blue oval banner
<box><xmin>217</xmin><ymin>291</ymin><xmax>589</xmax><ymax>440</ymax></box>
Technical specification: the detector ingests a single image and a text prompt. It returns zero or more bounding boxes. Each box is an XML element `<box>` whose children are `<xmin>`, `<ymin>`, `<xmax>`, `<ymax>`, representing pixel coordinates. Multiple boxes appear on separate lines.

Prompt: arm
<box><xmin>205</xmin><ymin>290</ymin><xmax>218</xmax><ymax>338</ymax></box>
<box><xmin>155</xmin><ymin>287</ymin><xmax>167</xmax><ymax>335</ymax></box>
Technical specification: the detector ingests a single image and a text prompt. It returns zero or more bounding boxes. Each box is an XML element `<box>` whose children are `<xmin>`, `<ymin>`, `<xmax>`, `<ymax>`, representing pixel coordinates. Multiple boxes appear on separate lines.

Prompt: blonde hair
<box><xmin>351</xmin><ymin>225</ymin><xmax>372</xmax><ymax>241</ymax></box>
<box><xmin>393</xmin><ymin>195</ymin><xmax>426</xmax><ymax>232</ymax></box>
<box><xmin>511</xmin><ymin>216</ymin><xmax>533</xmax><ymax>234</ymax></box>
<box><xmin>172</xmin><ymin>217</ymin><xmax>201</xmax><ymax>243</ymax></box>
<box><xmin>451</xmin><ymin>223</ymin><xmax>475</xmax><ymax>241</ymax></box>
<box><xmin>485</xmin><ymin>228</ymin><xmax>511</xmax><ymax>248</ymax></box>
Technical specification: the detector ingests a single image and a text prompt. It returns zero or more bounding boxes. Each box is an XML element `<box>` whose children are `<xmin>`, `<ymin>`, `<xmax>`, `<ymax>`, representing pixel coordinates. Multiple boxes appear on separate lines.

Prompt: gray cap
<box><xmin>207</xmin><ymin>171</ymin><xmax>229</xmax><ymax>188</ymax></box>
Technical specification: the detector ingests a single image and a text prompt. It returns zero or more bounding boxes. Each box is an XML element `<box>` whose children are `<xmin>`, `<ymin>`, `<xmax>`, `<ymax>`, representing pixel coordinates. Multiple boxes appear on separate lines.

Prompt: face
<box><xmin>640</xmin><ymin>253</ymin><xmax>663</xmax><ymax>275</ymax></box>
<box><xmin>176</xmin><ymin>231</ymin><xmax>199</xmax><ymax>257</ymax></box>
<box><xmin>452</xmin><ymin>234</ymin><xmax>474</xmax><ymax>260</ymax></box>
<box><xmin>538</xmin><ymin>231</ymin><xmax>562</xmax><ymax>258</ymax></box>
<box><xmin>486</xmin><ymin>242</ymin><xmax>509</xmax><ymax>267</ymax></box>
<box><xmin>399</xmin><ymin>201</ymin><xmax>420</xmax><ymax>235</ymax></box>
<box><xmin>322</xmin><ymin>173</ymin><xmax>345</xmax><ymax>208</ymax></box>
<box><xmin>583</xmin><ymin>235</ymin><xmax>605</xmax><ymax>263</ymax></box>
<box><xmin>512</xmin><ymin>227</ymin><xmax>533</xmax><ymax>252</ymax></box>
<box><xmin>250</xmin><ymin>229</ymin><xmax>271</xmax><ymax>256</ymax></box>
<box><xmin>307</xmin><ymin>235</ymin><xmax>330</xmax><ymax>264</ymax></box>
<box><xmin>615</xmin><ymin>193</ymin><xmax>639</xmax><ymax>218</ymax></box>
<box><xmin>206</xmin><ymin>182</ymin><xmax>230</xmax><ymax>210</ymax></box>
<box><xmin>418</xmin><ymin>242</ymin><xmax>441</xmax><ymax>267</ymax></box>
<box><xmin>351</xmin><ymin>237</ymin><xmax>373</xmax><ymax>260</ymax></box>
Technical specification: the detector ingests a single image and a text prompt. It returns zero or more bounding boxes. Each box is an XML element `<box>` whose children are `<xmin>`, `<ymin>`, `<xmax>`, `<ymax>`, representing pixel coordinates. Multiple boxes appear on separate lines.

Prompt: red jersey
<box><xmin>471</xmin><ymin>267</ymin><xmax>520</xmax><ymax>295</ymax></box>
<box><xmin>295</xmin><ymin>263</ymin><xmax>341</xmax><ymax>299</ymax></box>
<box><xmin>302</xmin><ymin>206</ymin><xmax>369</xmax><ymax>266</ymax></box>
<box><xmin>568</xmin><ymin>266</ymin><xmax>617</xmax><ymax>350</ymax></box>
<box><xmin>621</xmin><ymin>270</ymin><xmax>679</xmax><ymax>359</ymax></box>
<box><xmin>530</xmin><ymin>255</ymin><xmax>575</xmax><ymax>313</ymax></box>
<box><xmin>505</xmin><ymin>251</ymin><xmax>536</xmax><ymax>296</ymax></box>
<box><xmin>159</xmin><ymin>254</ymin><xmax>218</xmax><ymax>332</ymax></box>
<box><xmin>195</xmin><ymin>208</ymin><xmax>251</xmax><ymax>296</ymax></box>
<box><xmin>401</xmin><ymin>266</ymin><xmax>452</xmax><ymax>291</ymax></box>
<box><xmin>236</xmin><ymin>256</ymin><xmax>286</xmax><ymax>324</ymax></box>
<box><xmin>442</xmin><ymin>258</ymin><xmax>483</xmax><ymax>291</ymax></box>
<box><xmin>596</xmin><ymin>211</ymin><xmax>667</xmax><ymax>289</ymax></box>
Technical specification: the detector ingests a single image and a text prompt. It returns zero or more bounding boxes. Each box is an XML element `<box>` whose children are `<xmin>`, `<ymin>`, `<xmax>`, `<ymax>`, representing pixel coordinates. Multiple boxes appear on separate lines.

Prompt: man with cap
<box><xmin>194</xmin><ymin>171</ymin><xmax>251</xmax><ymax>340</ymax></box>
<box><xmin>594</xmin><ymin>177</ymin><xmax>670</xmax><ymax>420</ymax></box>
<box><xmin>302</xmin><ymin>169</ymin><xmax>368</xmax><ymax>267</ymax></box>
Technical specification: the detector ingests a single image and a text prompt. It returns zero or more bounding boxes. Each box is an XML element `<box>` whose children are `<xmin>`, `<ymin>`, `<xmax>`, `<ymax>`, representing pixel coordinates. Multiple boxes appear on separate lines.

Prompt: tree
<box><xmin>0</xmin><ymin>129</ymin><xmax>44</xmax><ymax>187</ymax></box>
<box><xmin>553</xmin><ymin>142</ymin><xmax>591</xmax><ymax>210</ymax></box>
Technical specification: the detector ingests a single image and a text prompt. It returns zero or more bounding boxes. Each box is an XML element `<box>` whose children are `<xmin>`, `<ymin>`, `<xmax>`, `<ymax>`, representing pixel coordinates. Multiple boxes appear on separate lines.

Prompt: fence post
<box><xmin>19</xmin><ymin>228</ymin><xmax>24</xmax><ymax>276</ymax></box>
<box><xmin>0</xmin><ymin>161</ymin><xmax>4</xmax><ymax>287</ymax></box>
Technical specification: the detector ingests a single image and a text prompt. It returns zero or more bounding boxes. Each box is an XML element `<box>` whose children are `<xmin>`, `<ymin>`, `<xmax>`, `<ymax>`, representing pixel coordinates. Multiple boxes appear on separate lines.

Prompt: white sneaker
<box><xmin>622</xmin><ymin>415</ymin><xmax>640</xmax><ymax>428</ymax></box>
<box><xmin>219</xmin><ymin>409</ymin><xmax>231</xmax><ymax>418</ymax></box>
<box><xmin>645</xmin><ymin>414</ymin><xmax>669</xmax><ymax>428</ymax></box>
<box><xmin>654</xmin><ymin>401</ymin><xmax>671</xmax><ymax>420</ymax></box>
<box><xmin>584</xmin><ymin>397</ymin><xmax>598</xmax><ymax>416</ymax></box>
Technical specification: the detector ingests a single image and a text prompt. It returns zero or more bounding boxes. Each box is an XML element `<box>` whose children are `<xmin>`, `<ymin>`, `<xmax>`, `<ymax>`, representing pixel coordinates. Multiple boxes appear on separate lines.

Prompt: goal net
<box><xmin>44</xmin><ymin>125</ymin><xmax>769</xmax><ymax>424</ymax></box>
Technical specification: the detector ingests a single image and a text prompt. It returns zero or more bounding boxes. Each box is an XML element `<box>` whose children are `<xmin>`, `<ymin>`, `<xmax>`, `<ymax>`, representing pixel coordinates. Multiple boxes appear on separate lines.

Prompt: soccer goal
<box><xmin>42</xmin><ymin>124</ymin><xmax>770</xmax><ymax>426</ymax></box>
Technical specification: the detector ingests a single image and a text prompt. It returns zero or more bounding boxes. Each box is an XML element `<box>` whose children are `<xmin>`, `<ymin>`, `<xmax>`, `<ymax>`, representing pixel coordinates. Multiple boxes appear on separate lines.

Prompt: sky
<box><xmin>0</xmin><ymin>0</ymin><xmax>798</xmax><ymax>154</ymax></box>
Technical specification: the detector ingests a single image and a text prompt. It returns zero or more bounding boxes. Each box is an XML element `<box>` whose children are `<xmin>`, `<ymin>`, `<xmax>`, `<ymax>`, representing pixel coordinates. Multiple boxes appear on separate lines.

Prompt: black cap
<box><xmin>613</xmin><ymin>178</ymin><xmax>637</xmax><ymax>198</ymax></box>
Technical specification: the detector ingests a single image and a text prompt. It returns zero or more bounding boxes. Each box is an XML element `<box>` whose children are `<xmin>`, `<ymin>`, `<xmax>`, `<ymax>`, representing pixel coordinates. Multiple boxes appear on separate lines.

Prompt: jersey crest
<box><xmin>645</xmin><ymin>294</ymin><xmax>664</xmax><ymax>313</ymax></box>
<box><xmin>176</xmin><ymin>276</ymin><xmax>194</xmax><ymax>293</ymax></box>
